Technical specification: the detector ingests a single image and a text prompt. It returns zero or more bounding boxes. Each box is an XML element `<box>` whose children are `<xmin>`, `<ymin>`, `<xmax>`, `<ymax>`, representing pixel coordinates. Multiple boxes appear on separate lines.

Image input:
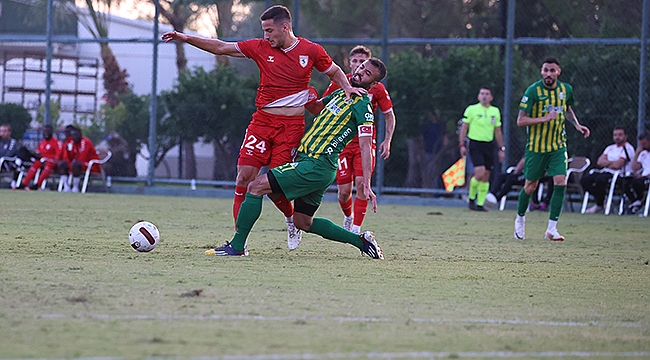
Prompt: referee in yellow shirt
<box><xmin>459</xmin><ymin>87</ymin><xmax>505</xmax><ymax>211</ymax></box>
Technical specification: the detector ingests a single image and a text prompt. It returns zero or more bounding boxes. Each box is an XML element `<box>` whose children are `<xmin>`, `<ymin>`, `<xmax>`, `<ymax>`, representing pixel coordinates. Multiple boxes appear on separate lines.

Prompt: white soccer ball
<box><xmin>129</xmin><ymin>221</ymin><xmax>160</xmax><ymax>252</ymax></box>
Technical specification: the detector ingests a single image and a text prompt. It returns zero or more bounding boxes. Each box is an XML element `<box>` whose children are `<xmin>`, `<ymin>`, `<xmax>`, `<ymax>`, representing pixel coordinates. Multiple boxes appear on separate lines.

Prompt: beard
<box><xmin>543</xmin><ymin>77</ymin><xmax>555</xmax><ymax>86</ymax></box>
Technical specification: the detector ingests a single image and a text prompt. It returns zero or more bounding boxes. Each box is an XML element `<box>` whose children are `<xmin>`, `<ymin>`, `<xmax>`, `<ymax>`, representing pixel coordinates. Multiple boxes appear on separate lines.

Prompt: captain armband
<box><xmin>358</xmin><ymin>125</ymin><xmax>374</xmax><ymax>137</ymax></box>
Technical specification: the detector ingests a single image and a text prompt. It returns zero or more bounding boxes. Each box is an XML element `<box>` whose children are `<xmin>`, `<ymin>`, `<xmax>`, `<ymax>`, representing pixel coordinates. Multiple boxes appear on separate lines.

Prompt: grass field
<box><xmin>0</xmin><ymin>190</ymin><xmax>648</xmax><ymax>359</ymax></box>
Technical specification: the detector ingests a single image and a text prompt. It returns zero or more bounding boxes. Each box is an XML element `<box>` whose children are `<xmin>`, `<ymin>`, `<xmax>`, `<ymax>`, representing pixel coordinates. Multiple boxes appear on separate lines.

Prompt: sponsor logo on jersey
<box><xmin>543</xmin><ymin>104</ymin><xmax>564</xmax><ymax>113</ymax></box>
<box><xmin>326</xmin><ymin>127</ymin><xmax>353</xmax><ymax>155</ymax></box>
<box><xmin>299</xmin><ymin>55</ymin><xmax>309</xmax><ymax>68</ymax></box>
<box><xmin>326</xmin><ymin>99</ymin><xmax>342</xmax><ymax>115</ymax></box>
<box><xmin>491</xmin><ymin>116</ymin><xmax>496</xmax><ymax>124</ymax></box>
<box><xmin>267</xmin><ymin>56</ymin><xmax>274</xmax><ymax>62</ymax></box>
<box><xmin>559</xmin><ymin>92</ymin><xmax>565</xmax><ymax>100</ymax></box>
<box><xmin>521</xmin><ymin>96</ymin><xmax>528</xmax><ymax>103</ymax></box>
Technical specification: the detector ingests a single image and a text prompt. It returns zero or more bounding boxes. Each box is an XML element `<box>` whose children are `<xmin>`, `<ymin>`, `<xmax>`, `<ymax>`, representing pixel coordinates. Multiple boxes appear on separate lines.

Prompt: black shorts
<box><xmin>468</xmin><ymin>139</ymin><xmax>495</xmax><ymax>170</ymax></box>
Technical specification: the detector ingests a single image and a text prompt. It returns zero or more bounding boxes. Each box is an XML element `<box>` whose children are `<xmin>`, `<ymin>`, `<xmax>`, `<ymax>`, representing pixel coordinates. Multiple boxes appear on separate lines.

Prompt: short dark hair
<box><xmin>349</xmin><ymin>45</ymin><xmax>372</xmax><ymax>58</ymax></box>
<box><xmin>639</xmin><ymin>131</ymin><xmax>649</xmax><ymax>141</ymax></box>
<box><xmin>479</xmin><ymin>86</ymin><xmax>493</xmax><ymax>95</ymax></box>
<box><xmin>614</xmin><ymin>126</ymin><xmax>627</xmax><ymax>134</ymax></box>
<box><xmin>367</xmin><ymin>57</ymin><xmax>387</xmax><ymax>83</ymax></box>
<box><xmin>542</xmin><ymin>57</ymin><xmax>560</xmax><ymax>67</ymax></box>
<box><xmin>260</xmin><ymin>5</ymin><xmax>291</xmax><ymax>24</ymax></box>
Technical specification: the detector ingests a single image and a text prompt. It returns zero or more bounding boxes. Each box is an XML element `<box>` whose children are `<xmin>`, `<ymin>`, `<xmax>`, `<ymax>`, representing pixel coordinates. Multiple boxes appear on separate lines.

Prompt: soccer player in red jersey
<box><xmin>20</xmin><ymin>125</ymin><xmax>62</xmax><ymax>190</ymax></box>
<box><xmin>57</xmin><ymin>126</ymin><xmax>99</xmax><ymax>193</ymax></box>
<box><xmin>162</xmin><ymin>5</ymin><xmax>365</xmax><ymax>249</ymax></box>
<box><xmin>307</xmin><ymin>45</ymin><xmax>396</xmax><ymax>235</ymax></box>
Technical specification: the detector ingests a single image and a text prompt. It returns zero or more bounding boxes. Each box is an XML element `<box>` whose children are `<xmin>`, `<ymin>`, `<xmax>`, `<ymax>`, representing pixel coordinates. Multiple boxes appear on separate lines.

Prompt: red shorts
<box><xmin>336</xmin><ymin>141</ymin><xmax>376</xmax><ymax>184</ymax></box>
<box><xmin>237</xmin><ymin>110</ymin><xmax>305</xmax><ymax>169</ymax></box>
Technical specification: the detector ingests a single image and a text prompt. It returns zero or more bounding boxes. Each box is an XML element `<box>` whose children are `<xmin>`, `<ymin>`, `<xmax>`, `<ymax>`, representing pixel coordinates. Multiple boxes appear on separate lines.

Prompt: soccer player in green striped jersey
<box><xmin>514</xmin><ymin>57</ymin><xmax>590</xmax><ymax>241</ymax></box>
<box><xmin>206</xmin><ymin>58</ymin><xmax>387</xmax><ymax>259</ymax></box>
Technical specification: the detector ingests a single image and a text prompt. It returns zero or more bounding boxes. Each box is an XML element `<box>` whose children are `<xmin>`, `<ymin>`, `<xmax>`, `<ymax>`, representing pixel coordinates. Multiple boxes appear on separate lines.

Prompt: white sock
<box><xmin>547</xmin><ymin>219</ymin><xmax>557</xmax><ymax>232</ymax></box>
<box><xmin>286</xmin><ymin>215</ymin><xmax>293</xmax><ymax>224</ymax></box>
<box><xmin>73</xmin><ymin>177</ymin><xmax>81</xmax><ymax>189</ymax></box>
<box><xmin>61</xmin><ymin>175</ymin><xmax>70</xmax><ymax>191</ymax></box>
<box><xmin>351</xmin><ymin>225</ymin><xmax>361</xmax><ymax>234</ymax></box>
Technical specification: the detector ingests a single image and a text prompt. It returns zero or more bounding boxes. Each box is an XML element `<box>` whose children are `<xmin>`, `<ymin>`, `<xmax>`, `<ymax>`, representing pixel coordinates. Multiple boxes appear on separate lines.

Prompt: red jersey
<box><xmin>36</xmin><ymin>137</ymin><xmax>62</xmax><ymax>160</ymax></box>
<box><xmin>61</xmin><ymin>136</ymin><xmax>99</xmax><ymax>164</ymax></box>
<box><xmin>236</xmin><ymin>37</ymin><xmax>334</xmax><ymax>109</ymax></box>
<box><xmin>323</xmin><ymin>75</ymin><xmax>393</xmax><ymax>147</ymax></box>
<box><xmin>323</xmin><ymin>74</ymin><xmax>393</xmax><ymax>114</ymax></box>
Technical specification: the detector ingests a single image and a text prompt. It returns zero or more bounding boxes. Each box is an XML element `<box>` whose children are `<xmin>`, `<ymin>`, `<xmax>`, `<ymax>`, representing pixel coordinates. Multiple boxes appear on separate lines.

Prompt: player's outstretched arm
<box><xmin>325</xmin><ymin>64</ymin><xmax>366</xmax><ymax>100</ymax></box>
<box><xmin>359</xmin><ymin>135</ymin><xmax>377</xmax><ymax>213</ymax></box>
<box><xmin>379</xmin><ymin>110</ymin><xmax>396</xmax><ymax>160</ymax></box>
<box><xmin>565</xmin><ymin>106</ymin><xmax>590</xmax><ymax>138</ymax></box>
<box><xmin>161</xmin><ymin>31</ymin><xmax>244</xmax><ymax>58</ymax></box>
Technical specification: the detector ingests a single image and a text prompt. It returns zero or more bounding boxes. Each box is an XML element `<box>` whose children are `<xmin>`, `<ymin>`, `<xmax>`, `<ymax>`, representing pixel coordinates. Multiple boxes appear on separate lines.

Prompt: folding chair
<box><xmin>498</xmin><ymin>167</ymin><xmax>543</xmax><ymax>211</ymax></box>
<box><xmin>581</xmin><ymin>169</ymin><xmax>623</xmax><ymax>215</ymax></box>
<box><xmin>81</xmin><ymin>150</ymin><xmax>112</xmax><ymax>194</ymax></box>
<box><xmin>642</xmin><ymin>181</ymin><xmax>650</xmax><ymax>217</ymax></box>
<box><xmin>564</xmin><ymin>157</ymin><xmax>590</xmax><ymax>212</ymax></box>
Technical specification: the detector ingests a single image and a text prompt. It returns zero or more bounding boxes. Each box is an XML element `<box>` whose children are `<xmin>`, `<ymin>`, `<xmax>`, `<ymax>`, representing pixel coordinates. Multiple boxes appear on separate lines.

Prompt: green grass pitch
<box><xmin>0</xmin><ymin>191</ymin><xmax>648</xmax><ymax>358</ymax></box>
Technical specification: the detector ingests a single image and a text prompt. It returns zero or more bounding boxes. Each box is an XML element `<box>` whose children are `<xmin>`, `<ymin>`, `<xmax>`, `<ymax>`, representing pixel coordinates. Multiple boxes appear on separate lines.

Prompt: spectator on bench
<box><xmin>625</xmin><ymin>131</ymin><xmax>650</xmax><ymax>214</ymax></box>
<box><xmin>1</xmin><ymin>123</ymin><xmax>20</xmax><ymax>189</ymax></box>
<box><xmin>57</xmin><ymin>126</ymin><xmax>99</xmax><ymax>193</ymax></box>
<box><xmin>581</xmin><ymin>126</ymin><xmax>635</xmax><ymax>214</ymax></box>
<box><xmin>487</xmin><ymin>156</ymin><xmax>553</xmax><ymax>211</ymax></box>
<box><xmin>20</xmin><ymin>125</ymin><xmax>62</xmax><ymax>191</ymax></box>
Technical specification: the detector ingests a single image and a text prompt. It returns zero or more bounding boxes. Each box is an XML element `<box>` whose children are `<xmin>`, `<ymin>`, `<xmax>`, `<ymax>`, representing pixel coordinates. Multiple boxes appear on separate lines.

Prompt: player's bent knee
<box><xmin>293</xmin><ymin>215</ymin><xmax>313</xmax><ymax>231</ymax></box>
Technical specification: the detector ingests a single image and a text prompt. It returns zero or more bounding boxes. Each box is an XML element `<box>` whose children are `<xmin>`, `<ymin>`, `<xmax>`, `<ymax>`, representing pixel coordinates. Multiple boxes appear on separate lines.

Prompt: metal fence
<box><xmin>0</xmin><ymin>0</ymin><xmax>648</xmax><ymax>196</ymax></box>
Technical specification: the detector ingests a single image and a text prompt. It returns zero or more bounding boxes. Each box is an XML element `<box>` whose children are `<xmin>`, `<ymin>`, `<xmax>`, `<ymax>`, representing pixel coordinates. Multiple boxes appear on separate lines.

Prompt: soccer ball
<box><xmin>129</xmin><ymin>221</ymin><xmax>160</xmax><ymax>252</ymax></box>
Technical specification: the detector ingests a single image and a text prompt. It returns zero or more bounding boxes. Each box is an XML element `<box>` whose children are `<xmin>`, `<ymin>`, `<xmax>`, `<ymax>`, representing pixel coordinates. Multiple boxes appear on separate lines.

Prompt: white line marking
<box><xmin>6</xmin><ymin>351</ymin><xmax>649</xmax><ymax>360</ymax></box>
<box><xmin>34</xmin><ymin>313</ymin><xmax>645</xmax><ymax>328</ymax></box>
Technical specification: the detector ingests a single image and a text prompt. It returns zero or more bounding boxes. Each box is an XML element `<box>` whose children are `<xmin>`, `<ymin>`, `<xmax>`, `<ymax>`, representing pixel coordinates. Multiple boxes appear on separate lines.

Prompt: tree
<box><xmin>0</xmin><ymin>103</ymin><xmax>32</xmax><ymax>140</ymax></box>
<box><xmin>70</xmin><ymin>0</ymin><xmax>131</xmax><ymax>107</ymax></box>
<box><xmin>160</xmin><ymin>65</ymin><xmax>256</xmax><ymax>181</ymax></box>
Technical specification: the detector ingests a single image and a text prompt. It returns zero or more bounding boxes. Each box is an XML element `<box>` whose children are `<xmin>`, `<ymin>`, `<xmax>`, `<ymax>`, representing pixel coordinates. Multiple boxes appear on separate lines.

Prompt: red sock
<box><xmin>353</xmin><ymin>198</ymin><xmax>368</xmax><ymax>226</ymax></box>
<box><xmin>233</xmin><ymin>186</ymin><xmax>247</xmax><ymax>223</ymax></box>
<box><xmin>271</xmin><ymin>194</ymin><xmax>294</xmax><ymax>218</ymax></box>
<box><xmin>339</xmin><ymin>197</ymin><xmax>353</xmax><ymax>217</ymax></box>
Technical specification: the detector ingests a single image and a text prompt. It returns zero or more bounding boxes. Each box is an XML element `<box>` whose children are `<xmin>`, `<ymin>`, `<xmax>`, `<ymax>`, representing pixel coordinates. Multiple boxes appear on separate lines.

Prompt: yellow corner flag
<box><xmin>442</xmin><ymin>157</ymin><xmax>466</xmax><ymax>192</ymax></box>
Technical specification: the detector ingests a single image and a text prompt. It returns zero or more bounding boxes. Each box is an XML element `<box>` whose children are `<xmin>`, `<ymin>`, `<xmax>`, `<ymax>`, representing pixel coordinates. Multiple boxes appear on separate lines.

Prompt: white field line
<box><xmin>4</xmin><ymin>351</ymin><xmax>650</xmax><ymax>360</ymax></box>
<box><xmin>35</xmin><ymin>313</ymin><xmax>645</xmax><ymax>328</ymax></box>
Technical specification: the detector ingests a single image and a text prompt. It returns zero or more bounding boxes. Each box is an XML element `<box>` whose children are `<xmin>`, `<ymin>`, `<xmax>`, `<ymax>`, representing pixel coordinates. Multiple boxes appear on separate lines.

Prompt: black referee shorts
<box><xmin>468</xmin><ymin>139</ymin><xmax>495</xmax><ymax>171</ymax></box>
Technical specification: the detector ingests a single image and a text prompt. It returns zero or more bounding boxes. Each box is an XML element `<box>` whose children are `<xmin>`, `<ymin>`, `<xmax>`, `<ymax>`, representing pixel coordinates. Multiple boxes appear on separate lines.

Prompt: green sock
<box><xmin>476</xmin><ymin>180</ymin><xmax>490</xmax><ymax>206</ymax></box>
<box><xmin>469</xmin><ymin>177</ymin><xmax>479</xmax><ymax>200</ymax></box>
<box><xmin>230</xmin><ymin>193</ymin><xmax>263</xmax><ymax>252</ymax></box>
<box><xmin>517</xmin><ymin>187</ymin><xmax>531</xmax><ymax>216</ymax></box>
<box><xmin>307</xmin><ymin>217</ymin><xmax>363</xmax><ymax>249</ymax></box>
<box><xmin>549</xmin><ymin>185</ymin><xmax>566</xmax><ymax>221</ymax></box>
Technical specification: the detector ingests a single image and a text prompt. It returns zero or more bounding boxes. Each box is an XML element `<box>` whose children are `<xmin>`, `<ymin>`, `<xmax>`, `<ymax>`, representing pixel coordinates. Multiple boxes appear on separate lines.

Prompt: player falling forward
<box><xmin>307</xmin><ymin>45</ymin><xmax>396</xmax><ymax>236</ymax></box>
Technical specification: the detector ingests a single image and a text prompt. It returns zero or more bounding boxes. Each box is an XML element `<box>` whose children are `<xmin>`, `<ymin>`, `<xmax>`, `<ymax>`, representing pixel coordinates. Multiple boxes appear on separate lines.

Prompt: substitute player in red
<box><xmin>307</xmin><ymin>45</ymin><xmax>396</xmax><ymax>235</ymax></box>
<box><xmin>57</xmin><ymin>126</ymin><xmax>99</xmax><ymax>193</ymax></box>
<box><xmin>20</xmin><ymin>125</ymin><xmax>62</xmax><ymax>190</ymax></box>
<box><xmin>162</xmin><ymin>5</ymin><xmax>364</xmax><ymax>250</ymax></box>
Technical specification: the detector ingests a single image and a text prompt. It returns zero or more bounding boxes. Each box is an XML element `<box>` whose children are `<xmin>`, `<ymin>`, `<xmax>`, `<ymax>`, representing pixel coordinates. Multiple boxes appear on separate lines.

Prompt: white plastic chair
<box><xmin>564</xmin><ymin>157</ymin><xmax>591</xmax><ymax>212</ymax></box>
<box><xmin>81</xmin><ymin>150</ymin><xmax>112</xmax><ymax>194</ymax></box>
<box><xmin>581</xmin><ymin>169</ymin><xmax>622</xmax><ymax>215</ymax></box>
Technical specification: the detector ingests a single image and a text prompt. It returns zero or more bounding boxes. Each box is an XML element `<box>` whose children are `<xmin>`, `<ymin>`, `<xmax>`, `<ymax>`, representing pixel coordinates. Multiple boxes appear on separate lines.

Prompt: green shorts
<box><xmin>269</xmin><ymin>154</ymin><xmax>336</xmax><ymax>208</ymax></box>
<box><xmin>524</xmin><ymin>147</ymin><xmax>568</xmax><ymax>181</ymax></box>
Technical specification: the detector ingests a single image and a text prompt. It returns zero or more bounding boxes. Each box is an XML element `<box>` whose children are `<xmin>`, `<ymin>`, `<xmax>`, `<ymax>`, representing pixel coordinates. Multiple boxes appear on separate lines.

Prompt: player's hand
<box><xmin>576</xmin><ymin>124</ymin><xmax>590</xmax><ymax>138</ymax></box>
<box><xmin>379</xmin><ymin>140</ymin><xmax>391</xmax><ymax>159</ymax></box>
<box><xmin>363</xmin><ymin>182</ymin><xmax>377</xmax><ymax>213</ymax></box>
<box><xmin>162</xmin><ymin>31</ymin><xmax>188</xmax><ymax>43</ymax></box>
<box><xmin>498</xmin><ymin>149</ymin><xmax>505</xmax><ymax>163</ymax></box>
<box><xmin>306</xmin><ymin>86</ymin><xmax>319</xmax><ymax>105</ymax></box>
<box><xmin>546</xmin><ymin>110</ymin><xmax>558</xmax><ymax>121</ymax></box>
<box><xmin>344</xmin><ymin>86</ymin><xmax>367</xmax><ymax>101</ymax></box>
<box><xmin>460</xmin><ymin>145</ymin><xmax>467</xmax><ymax>157</ymax></box>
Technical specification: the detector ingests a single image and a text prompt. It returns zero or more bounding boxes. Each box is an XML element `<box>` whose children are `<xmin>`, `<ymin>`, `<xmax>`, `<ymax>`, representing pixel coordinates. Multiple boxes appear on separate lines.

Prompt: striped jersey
<box><xmin>519</xmin><ymin>79</ymin><xmax>574</xmax><ymax>153</ymax></box>
<box><xmin>298</xmin><ymin>89</ymin><xmax>374</xmax><ymax>168</ymax></box>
